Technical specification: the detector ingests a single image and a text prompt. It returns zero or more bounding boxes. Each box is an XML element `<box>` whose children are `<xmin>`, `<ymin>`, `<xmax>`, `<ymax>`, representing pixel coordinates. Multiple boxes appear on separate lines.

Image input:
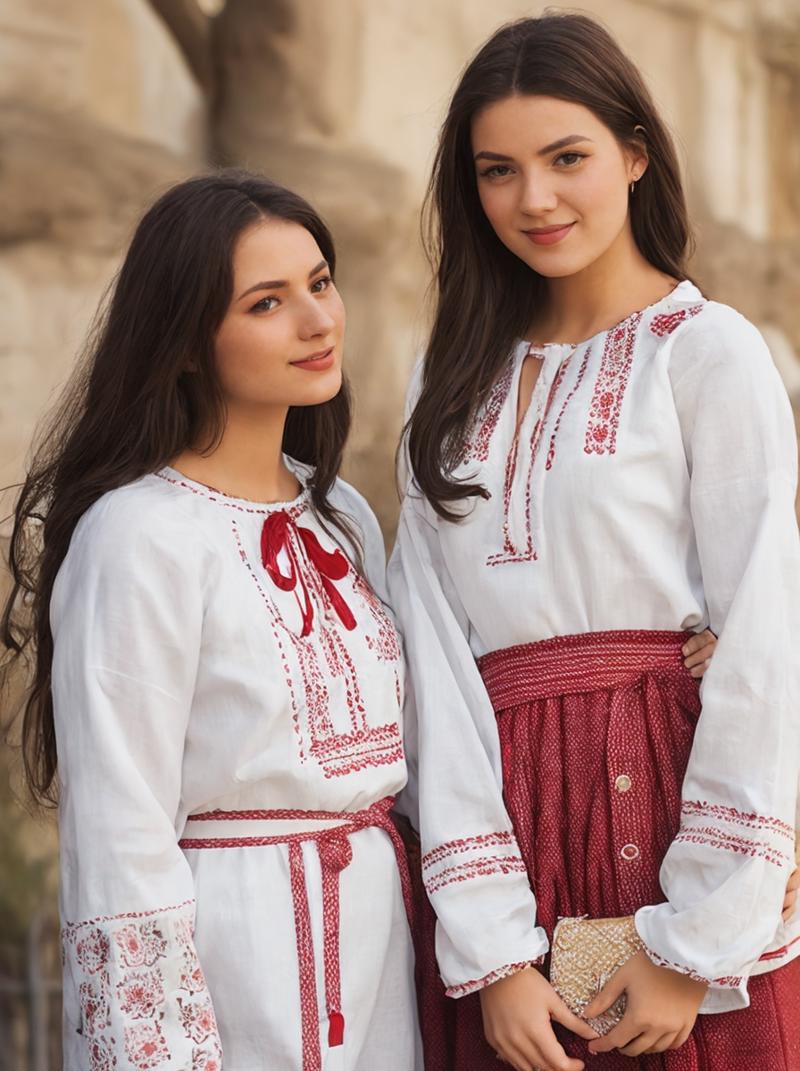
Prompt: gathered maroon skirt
<box><xmin>414</xmin><ymin>630</ymin><xmax>800</xmax><ymax>1071</ymax></box>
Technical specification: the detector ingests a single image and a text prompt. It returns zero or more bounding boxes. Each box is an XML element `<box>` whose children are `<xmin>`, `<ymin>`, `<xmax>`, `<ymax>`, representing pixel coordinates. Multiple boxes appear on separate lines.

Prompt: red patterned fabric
<box><xmin>414</xmin><ymin>630</ymin><xmax>800</xmax><ymax>1070</ymax></box>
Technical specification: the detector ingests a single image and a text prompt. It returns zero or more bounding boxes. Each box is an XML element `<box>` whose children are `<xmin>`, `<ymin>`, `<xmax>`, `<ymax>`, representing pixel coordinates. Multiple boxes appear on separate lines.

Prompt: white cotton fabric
<box><xmin>53</xmin><ymin>463</ymin><xmax>422</xmax><ymax>1070</ymax></box>
<box><xmin>388</xmin><ymin>281</ymin><xmax>800</xmax><ymax>1011</ymax></box>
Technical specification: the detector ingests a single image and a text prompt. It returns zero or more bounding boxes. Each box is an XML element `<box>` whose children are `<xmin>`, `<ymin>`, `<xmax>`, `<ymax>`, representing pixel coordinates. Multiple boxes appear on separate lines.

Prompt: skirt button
<box><xmin>620</xmin><ymin>843</ymin><xmax>640</xmax><ymax>861</ymax></box>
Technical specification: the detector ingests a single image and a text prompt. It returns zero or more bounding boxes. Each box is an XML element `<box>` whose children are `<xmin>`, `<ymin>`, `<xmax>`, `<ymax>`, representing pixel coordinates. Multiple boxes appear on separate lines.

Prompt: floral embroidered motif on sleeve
<box><xmin>62</xmin><ymin>900</ymin><xmax>222</xmax><ymax>1071</ymax></box>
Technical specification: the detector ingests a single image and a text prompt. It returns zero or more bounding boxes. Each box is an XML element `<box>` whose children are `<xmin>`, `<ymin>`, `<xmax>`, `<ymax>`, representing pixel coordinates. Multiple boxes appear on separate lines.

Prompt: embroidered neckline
<box><xmin>156</xmin><ymin>465</ymin><xmax>310</xmax><ymax>516</ymax></box>
<box><xmin>521</xmin><ymin>279</ymin><xmax>701</xmax><ymax>350</ymax></box>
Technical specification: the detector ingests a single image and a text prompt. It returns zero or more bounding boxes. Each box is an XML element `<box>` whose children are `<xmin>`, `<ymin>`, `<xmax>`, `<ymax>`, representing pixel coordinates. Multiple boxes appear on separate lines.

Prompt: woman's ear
<box><xmin>628</xmin><ymin>125</ymin><xmax>650</xmax><ymax>183</ymax></box>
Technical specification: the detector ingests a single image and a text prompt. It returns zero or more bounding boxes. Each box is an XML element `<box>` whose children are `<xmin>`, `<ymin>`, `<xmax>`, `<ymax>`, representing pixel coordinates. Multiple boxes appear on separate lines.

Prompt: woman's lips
<box><xmin>523</xmin><ymin>223</ymin><xmax>575</xmax><ymax>246</ymax></box>
<box><xmin>291</xmin><ymin>347</ymin><xmax>335</xmax><ymax>371</ymax></box>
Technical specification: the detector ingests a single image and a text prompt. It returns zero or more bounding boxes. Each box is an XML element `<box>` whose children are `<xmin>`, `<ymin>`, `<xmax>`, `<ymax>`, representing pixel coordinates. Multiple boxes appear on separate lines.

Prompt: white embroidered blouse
<box><xmin>388</xmin><ymin>280</ymin><xmax>800</xmax><ymax>1012</ymax></box>
<box><xmin>52</xmin><ymin>464</ymin><xmax>420</xmax><ymax>1070</ymax></box>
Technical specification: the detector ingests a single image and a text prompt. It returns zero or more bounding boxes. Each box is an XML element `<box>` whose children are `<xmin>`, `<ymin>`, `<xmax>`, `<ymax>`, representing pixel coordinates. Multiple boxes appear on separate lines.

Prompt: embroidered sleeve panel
<box><xmin>62</xmin><ymin>899</ymin><xmax>222</xmax><ymax>1071</ymax></box>
<box><xmin>675</xmin><ymin>800</ymin><xmax>795</xmax><ymax>870</ymax></box>
<box><xmin>421</xmin><ymin>831</ymin><xmax>528</xmax><ymax>896</ymax></box>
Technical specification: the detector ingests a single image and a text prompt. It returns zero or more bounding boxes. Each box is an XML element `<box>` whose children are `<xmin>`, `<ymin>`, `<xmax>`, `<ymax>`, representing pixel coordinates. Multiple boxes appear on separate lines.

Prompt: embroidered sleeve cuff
<box><xmin>61</xmin><ymin>899</ymin><xmax>222</xmax><ymax>1069</ymax></box>
<box><xmin>445</xmin><ymin>958</ymin><xmax>545</xmax><ymax>999</ymax></box>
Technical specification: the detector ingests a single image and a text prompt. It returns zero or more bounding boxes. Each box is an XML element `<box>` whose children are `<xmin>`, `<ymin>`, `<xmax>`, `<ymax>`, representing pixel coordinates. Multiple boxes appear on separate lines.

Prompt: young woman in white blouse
<box><xmin>388</xmin><ymin>14</ymin><xmax>800</xmax><ymax>1071</ymax></box>
<box><xmin>2</xmin><ymin>171</ymin><xmax>421</xmax><ymax>1071</ymax></box>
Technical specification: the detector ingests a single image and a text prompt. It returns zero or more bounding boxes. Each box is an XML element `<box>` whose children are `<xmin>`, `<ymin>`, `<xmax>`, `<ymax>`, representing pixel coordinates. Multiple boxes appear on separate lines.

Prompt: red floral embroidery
<box><xmin>156</xmin><ymin>469</ymin><xmax>309</xmax><ymax>518</ymax></box>
<box><xmin>87</xmin><ymin>1036</ymin><xmax>116</xmax><ymax>1071</ymax></box>
<box><xmin>584</xmin><ymin>314</ymin><xmax>642</xmax><ymax>456</ymax></box>
<box><xmin>178</xmin><ymin>947</ymin><xmax>208</xmax><ymax>996</ymax></box>
<box><xmin>545</xmin><ymin>344</ymin><xmax>592</xmax><ymax>470</ymax></box>
<box><xmin>467</xmin><ymin>358</ymin><xmax>517</xmax><ymax>462</ymax></box>
<box><xmin>642</xmin><ymin>945</ymin><xmax>742</xmax><ymax>988</ymax></box>
<box><xmin>353</xmin><ymin>572</ymin><xmax>403</xmax><ymax>663</ymax></box>
<box><xmin>115</xmin><ymin>921</ymin><xmax>168</xmax><ymax>968</ymax></box>
<box><xmin>421</xmin><ymin>830</ymin><xmax>528</xmax><ymax>896</ymax></box>
<box><xmin>424</xmin><ymin>855</ymin><xmax>528</xmax><ymax>894</ymax></box>
<box><xmin>79</xmin><ymin>978</ymin><xmax>111</xmax><ymax>1037</ymax></box>
<box><xmin>445</xmin><ymin>961</ymin><xmax>535</xmax><ymax>998</ymax></box>
<box><xmin>422</xmin><ymin>831</ymin><xmax>515</xmax><ymax>870</ymax></box>
<box><xmin>233</xmin><ymin>519</ymin><xmax>404</xmax><ymax>779</ymax></box>
<box><xmin>649</xmin><ymin>305</ymin><xmax>703</xmax><ymax>337</ymax></box>
<box><xmin>178</xmin><ymin>995</ymin><xmax>219</xmax><ymax>1044</ymax></box>
<box><xmin>674</xmin><ymin>826</ymin><xmax>791</xmax><ymax>868</ymax></box>
<box><xmin>75</xmin><ymin>928</ymin><xmax>110</xmax><ymax>974</ymax></box>
<box><xmin>192</xmin><ymin>1039</ymin><xmax>223</xmax><ymax>1071</ymax></box>
<box><xmin>487</xmin><ymin>349</ymin><xmax>575</xmax><ymax>566</ymax></box>
<box><xmin>63</xmin><ymin>901</ymin><xmax>222</xmax><ymax>1069</ymax></box>
<box><xmin>124</xmin><ymin>1021</ymin><xmax>170</xmax><ymax>1069</ymax></box>
<box><xmin>116</xmin><ymin>968</ymin><xmax>165</xmax><ymax>1019</ymax></box>
<box><xmin>681</xmin><ymin>800</ymin><xmax>794</xmax><ymax>841</ymax></box>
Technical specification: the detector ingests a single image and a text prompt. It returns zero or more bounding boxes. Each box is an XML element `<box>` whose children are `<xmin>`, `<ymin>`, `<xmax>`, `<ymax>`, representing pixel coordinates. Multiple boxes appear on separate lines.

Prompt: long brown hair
<box><xmin>408</xmin><ymin>13</ymin><xmax>694</xmax><ymax>518</ymax></box>
<box><xmin>2</xmin><ymin>169</ymin><xmax>358</xmax><ymax>804</ymax></box>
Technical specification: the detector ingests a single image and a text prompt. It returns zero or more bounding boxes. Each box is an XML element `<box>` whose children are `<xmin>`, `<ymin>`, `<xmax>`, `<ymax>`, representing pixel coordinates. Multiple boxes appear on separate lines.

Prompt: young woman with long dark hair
<box><xmin>2</xmin><ymin>170</ymin><xmax>421</xmax><ymax>1071</ymax></box>
<box><xmin>388</xmin><ymin>14</ymin><xmax>800</xmax><ymax>1071</ymax></box>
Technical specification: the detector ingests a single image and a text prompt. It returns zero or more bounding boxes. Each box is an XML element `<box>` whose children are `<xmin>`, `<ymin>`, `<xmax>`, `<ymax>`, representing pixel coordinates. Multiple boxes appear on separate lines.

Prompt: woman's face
<box><xmin>471</xmin><ymin>94</ymin><xmax>646</xmax><ymax>279</ymax></box>
<box><xmin>214</xmin><ymin>218</ymin><xmax>345</xmax><ymax>413</ymax></box>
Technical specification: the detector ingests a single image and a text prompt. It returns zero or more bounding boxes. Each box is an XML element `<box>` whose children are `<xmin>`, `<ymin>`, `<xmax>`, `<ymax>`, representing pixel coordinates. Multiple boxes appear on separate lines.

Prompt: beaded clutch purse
<box><xmin>549</xmin><ymin>915</ymin><xmax>643</xmax><ymax>1036</ymax></box>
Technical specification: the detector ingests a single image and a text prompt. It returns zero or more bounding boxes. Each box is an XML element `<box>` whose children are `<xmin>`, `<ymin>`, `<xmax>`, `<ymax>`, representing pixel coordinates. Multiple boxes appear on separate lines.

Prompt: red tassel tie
<box><xmin>260</xmin><ymin>511</ymin><xmax>356</xmax><ymax>635</ymax></box>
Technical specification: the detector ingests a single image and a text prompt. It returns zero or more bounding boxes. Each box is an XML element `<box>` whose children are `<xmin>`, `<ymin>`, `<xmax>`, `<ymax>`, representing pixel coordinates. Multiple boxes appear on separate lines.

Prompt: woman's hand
<box><xmin>682</xmin><ymin>629</ymin><xmax>717</xmax><ymax>678</ymax></box>
<box><xmin>584</xmin><ymin>950</ymin><xmax>707</xmax><ymax>1057</ymax></box>
<box><xmin>784</xmin><ymin>867</ymin><xmax>800</xmax><ymax>922</ymax></box>
<box><xmin>479</xmin><ymin>966</ymin><xmax>598</xmax><ymax>1071</ymax></box>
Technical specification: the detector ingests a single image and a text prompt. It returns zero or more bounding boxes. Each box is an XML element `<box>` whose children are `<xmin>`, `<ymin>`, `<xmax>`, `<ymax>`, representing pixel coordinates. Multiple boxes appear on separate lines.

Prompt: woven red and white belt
<box><xmin>179</xmin><ymin>796</ymin><xmax>413</xmax><ymax>1071</ymax></box>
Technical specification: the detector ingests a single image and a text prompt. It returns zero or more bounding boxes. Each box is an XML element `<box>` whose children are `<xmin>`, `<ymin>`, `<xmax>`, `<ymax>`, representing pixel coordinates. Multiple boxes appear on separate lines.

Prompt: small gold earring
<box><xmin>630</xmin><ymin>179</ymin><xmax>637</xmax><ymax>194</ymax></box>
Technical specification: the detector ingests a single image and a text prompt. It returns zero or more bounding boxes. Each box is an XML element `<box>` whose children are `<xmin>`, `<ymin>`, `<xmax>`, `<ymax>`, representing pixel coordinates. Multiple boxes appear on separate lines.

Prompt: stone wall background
<box><xmin>1</xmin><ymin>1</ymin><xmax>799</xmax><ymax>1066</ymax></box>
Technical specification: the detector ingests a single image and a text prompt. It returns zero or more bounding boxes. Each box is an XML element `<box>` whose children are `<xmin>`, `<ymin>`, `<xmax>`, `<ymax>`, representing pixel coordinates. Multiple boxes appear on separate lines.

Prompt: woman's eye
<box><xmin>311</xmin><ymin>275</ymin><xmax>332</xmax><ymax>293</ymax></box>
<box><xmin>479</xmin><ymin>165</ymin><xmax>514</xmax><ymax>179</ymax></box>
<box><xmin>251</xmin><ymin>296</ymin><xmax>279</xmax><ymax>313</ymax></box>
<box><xmin>555</xmin><ymin>152</ymin><xmax>585</xmax><ymax>167</ymax></box>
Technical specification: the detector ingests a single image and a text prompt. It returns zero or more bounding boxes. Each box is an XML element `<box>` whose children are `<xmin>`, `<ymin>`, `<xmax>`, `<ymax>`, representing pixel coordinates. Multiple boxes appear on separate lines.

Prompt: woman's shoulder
<box><xmin>67</xmin><ymin>472</ymin><xmax>208</xmax><ymax>569</ymax></box>
<box><xmin>665</xmin><ymin>295</ymin><xmax>777</xmax><ymax>385</ymax></box>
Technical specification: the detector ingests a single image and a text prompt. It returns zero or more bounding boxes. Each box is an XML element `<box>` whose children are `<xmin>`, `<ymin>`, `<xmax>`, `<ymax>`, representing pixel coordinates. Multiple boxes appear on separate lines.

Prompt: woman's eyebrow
<box><xmin>238</xmin><ymin>260</ymin><xmax>329</xmax><ymax>301</ymax></box>
<box><xmin>473</xmin><ymin>135</ymin><xmax>593</xmax><ymax>164</ymax></box>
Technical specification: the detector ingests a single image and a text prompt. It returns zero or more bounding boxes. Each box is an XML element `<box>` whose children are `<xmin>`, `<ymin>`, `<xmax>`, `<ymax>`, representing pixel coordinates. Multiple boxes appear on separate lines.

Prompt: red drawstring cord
<box><xmin>260</xmin><ymin>511</ymin><xmax>356</xmax><ymax>635</ymax></box>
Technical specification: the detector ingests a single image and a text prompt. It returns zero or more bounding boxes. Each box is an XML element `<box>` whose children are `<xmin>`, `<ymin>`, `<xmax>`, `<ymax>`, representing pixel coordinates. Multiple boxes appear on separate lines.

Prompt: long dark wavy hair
<box><xmin>2</xmin><ymin>169</ymin><xmax>357</xmax><ymax>804</ymax></box>
<box><xmin>408</xmin><ymin>13</ymin><xmax>694</xmax><ymax>518</ymax></box>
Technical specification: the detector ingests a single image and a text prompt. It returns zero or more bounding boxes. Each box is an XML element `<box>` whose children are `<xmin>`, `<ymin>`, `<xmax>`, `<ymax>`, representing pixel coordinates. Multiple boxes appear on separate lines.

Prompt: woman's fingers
<box><xmin>583</xmin><ymin>970</ymin><xmax>626</xmax><ymax>1020</ymax></box>
<box><xmin>588</xmin><ymin>1014</ymin><xmax>641</xmax><ymax>1055</ymax></box>
<box><xmin>549</xmin><ymin>997</ymin><xmax>599</xmax><ymax>1041</ymax></box>
<box><xmin>532</xmin><ymin>1028</ymin><xmax>586</xmax><ymax>1071</ymax></box>
<box><xmin>619</xmin><ymin>1029</ymin><xmax>667</xmax><ymax>1057</ymax></box>
<box><xmin>682</xmin><ymin>629</ymin><xmax>716</xmax><ymax>675</ymax></box>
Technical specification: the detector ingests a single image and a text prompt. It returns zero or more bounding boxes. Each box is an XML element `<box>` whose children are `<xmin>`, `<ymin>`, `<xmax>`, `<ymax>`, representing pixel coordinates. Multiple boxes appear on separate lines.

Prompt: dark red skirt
<box><xmin>414</xmin><ymin>630</ymin><xmax>800</xmax><ymax>1071</ymax></box>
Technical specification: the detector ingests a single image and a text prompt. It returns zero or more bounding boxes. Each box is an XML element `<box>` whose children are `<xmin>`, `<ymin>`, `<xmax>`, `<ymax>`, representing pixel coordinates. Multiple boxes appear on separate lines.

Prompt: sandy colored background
<box><xmin>1</xmin><ymin>1</ymin><xmax>799</xmax><ymax>1067</ymax></box>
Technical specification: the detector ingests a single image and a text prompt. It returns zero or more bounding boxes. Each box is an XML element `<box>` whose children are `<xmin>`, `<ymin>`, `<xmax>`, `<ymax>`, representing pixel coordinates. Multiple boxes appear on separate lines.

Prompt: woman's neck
<box><xmin>172</xmin><ymin>405</ymin><xmax>301</xmax><ymax>504</ymax></box>
<box><xmin>528</xmin><ymin>230</ymin><xmax>678</xmax><ymax>346</ymax></box>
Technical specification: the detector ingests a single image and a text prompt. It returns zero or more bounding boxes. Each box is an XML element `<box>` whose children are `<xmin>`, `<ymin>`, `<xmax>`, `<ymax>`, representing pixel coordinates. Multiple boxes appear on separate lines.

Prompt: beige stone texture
<box><xmin>0</xmin><ymin>0</ymin><xmax>207</xmax><ymax>496</ymax></box>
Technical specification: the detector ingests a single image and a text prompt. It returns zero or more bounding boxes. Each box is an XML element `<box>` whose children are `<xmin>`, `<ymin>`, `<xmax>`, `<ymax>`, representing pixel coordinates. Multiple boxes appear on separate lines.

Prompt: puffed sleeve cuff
<box><xmin>635</xmin><ymin>900</ymin><xmax>758</xmax><ymax>1013</ymax></box>
<box><xmin>430</xmin><ymin>849</ymin><xmax>550</xmax><ymax>997</ymax></box>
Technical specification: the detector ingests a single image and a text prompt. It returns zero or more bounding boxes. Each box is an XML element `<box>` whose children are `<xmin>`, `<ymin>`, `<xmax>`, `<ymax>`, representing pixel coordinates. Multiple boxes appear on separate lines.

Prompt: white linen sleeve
<box><xmin>51</xmin><ymin>491</ymin><xmax>223</xmax><ymax>1069</ymax></box>
<box><xmin>635</xmin><ymin>308</ymin><xmax>800</xmax><ymax>1012</ymax></box>
<box><xmin>387</xmin><ymin>488</ymin><xmax>548</xmax><ymax>997</ymax></box>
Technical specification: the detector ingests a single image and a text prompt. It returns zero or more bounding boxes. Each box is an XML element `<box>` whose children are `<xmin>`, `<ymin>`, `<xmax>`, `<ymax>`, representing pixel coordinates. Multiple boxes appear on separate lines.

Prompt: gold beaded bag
<box><xmin>549</xmin><ymin>915</ymin><xmax>643</xmax><ymax>1036</ymax></box>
